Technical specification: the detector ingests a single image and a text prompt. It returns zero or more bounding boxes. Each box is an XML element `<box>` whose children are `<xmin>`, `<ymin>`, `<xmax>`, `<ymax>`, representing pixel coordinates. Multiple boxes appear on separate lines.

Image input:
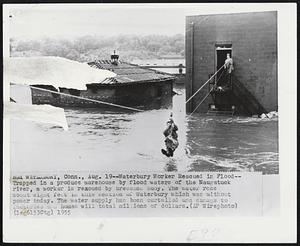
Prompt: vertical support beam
<box><xmin>189</xmin><ymin>22</ymin><xmax>194</xmax><ymax>112</ymax></box>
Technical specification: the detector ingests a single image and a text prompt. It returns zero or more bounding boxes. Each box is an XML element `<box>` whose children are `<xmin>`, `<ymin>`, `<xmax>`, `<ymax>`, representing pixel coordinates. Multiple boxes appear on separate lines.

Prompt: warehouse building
<box><xmin>185</xmin><ymin>11</ymin><xmax>277</xmax><ymax>115</ymax></box>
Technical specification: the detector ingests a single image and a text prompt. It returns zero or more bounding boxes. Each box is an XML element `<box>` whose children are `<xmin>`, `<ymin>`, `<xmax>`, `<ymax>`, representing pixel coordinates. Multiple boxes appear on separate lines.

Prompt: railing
<box><xmin>139</xmin><ymin>65</ymin><xmax>186</xmax><ymax>69</ymax></box>
<box><xmin>139</xmin><ymin>64</ymin><xmax>186</xmax><ymax>74</ymax></box>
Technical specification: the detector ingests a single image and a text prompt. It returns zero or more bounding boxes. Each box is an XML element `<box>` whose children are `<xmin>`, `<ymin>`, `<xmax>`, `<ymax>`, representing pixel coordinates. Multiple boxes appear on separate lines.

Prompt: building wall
<box><xmin>31</xmin><ymin>85</ymin><xmax>61</xmax><ymax>106</ymax></box>
<box><xmin>185</xmin><ymin>11</ymin><xmax>277</xmax><ymax>113</ymax></box>
<box><xmin>31</xmin><ymin>81</ymin><xmax>173</xmax><ymax>109</ymax></box>
<box><xmin>115</xmin><ymin>81</ymin><xmax>173</xmax><ymax>109</ymax></box>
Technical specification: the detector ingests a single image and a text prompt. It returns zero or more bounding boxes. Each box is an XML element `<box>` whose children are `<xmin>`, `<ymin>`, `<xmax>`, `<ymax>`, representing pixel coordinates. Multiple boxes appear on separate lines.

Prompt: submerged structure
<box><xmin>185</xmin><ymin>11</ymin><xmax>278</xmax><ymax>115</ymax></box>
<box><xmin>30</xmin><ymin>53</ymin><xmax>175</xmax><ymax>110</ymax></box>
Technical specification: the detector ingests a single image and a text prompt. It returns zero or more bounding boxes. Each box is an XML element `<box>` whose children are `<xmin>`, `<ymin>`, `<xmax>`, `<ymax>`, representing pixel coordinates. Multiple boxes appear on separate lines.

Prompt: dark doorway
<box><xmin>216</xmin><ymin>47</ymin><xmax>232</xmax><ymax>86</ymax></box>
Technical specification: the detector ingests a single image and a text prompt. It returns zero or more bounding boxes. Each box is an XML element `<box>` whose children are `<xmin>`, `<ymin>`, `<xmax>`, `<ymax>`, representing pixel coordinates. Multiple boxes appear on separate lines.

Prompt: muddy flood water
<box><xmin>10</xmin><ymin>86</ymin><xmax>279</xmax><ymax>174</ymax></box>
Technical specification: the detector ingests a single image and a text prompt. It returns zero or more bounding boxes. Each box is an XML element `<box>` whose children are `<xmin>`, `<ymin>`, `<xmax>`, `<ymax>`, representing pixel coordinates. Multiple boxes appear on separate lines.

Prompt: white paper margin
<box><xmin>2</xmin><ymin>3</ymin><xmax>297</xmax><ymax>243</ymax></box>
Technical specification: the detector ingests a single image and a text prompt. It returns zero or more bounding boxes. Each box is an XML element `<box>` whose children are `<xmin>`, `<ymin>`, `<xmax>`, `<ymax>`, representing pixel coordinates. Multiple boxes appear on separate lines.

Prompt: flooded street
<box><xmin>11</xmin><ymin>86</ymin><xmax>278</xmax><ymax>174</ymax></box>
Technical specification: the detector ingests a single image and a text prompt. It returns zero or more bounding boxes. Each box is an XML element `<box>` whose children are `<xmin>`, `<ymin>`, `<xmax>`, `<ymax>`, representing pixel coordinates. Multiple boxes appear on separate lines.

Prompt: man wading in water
<box><xmin>161</xmin><ymin>113</ymin><xmax>179</xmax><ymax>157</ymax></box>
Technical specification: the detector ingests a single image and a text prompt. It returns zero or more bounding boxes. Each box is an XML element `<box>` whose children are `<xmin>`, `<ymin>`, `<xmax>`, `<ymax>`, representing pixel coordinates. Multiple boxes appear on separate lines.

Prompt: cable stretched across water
<box><xmin>185</xmin><ymin>65</ymin><xmax>224</xmax><ymax>104</ymax></box>
<box><xmin>11</xmin><ymin>83</ymin><xmax>144</xmax><ymax>112</ymax></box>
<box><xmin>189</xmin><ymin>87</ymin><xmax>215</xmax><ymax>116</ymax></box>
<box><xmin>187</xmin><ymin>67</ymin><xmax>225</xmax><ymax>117</ymax></box>
<box><xmin>11</xmin><ymin>63</ymin><xmax>225</xmax><ymax>114</ymax></box>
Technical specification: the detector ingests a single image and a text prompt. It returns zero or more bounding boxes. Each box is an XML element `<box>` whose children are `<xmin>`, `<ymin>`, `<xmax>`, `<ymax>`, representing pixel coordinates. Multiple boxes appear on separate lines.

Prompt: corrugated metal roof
<box><xmin>88</xmin><ymin>60</ymin><xmax>175</xmax><ymax>85</ymax></box>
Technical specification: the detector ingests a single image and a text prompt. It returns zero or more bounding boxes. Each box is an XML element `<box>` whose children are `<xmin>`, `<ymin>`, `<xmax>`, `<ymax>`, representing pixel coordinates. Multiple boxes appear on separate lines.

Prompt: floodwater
<box><xmin>10</xmin><ymin>86</ymin><xmax>278</xmax><ymax>174</ymax></box>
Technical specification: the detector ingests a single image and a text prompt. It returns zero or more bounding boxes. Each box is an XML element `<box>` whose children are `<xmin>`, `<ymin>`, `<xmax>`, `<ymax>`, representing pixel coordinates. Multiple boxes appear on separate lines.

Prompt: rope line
<box><xmin>187</xmin><ymin>65</ymin><xmax>227</xmax><ymax>117</ymax></box>
<box><xmin>189</xmin><ymin>87</ymin><xmax>214</xmax><ymax>116</ymax></box>
<box><xmin>10</xmin><ymin>59</ymin><xmax>227</xmax><ymax>115</ymax></box>
<box><xmin>185</xmin><ymin>65</ymin><xmax>224</xmax><ymax>104</ymax></box>
<box><xmin>215</xmin><ymin>69</ymin><xmax>225</xmax><ymax>86</ymax></box>
<box><xmin>11</xmin><ymin>83</ymin><xmax>144</xmax><ymax>112</ymax></box>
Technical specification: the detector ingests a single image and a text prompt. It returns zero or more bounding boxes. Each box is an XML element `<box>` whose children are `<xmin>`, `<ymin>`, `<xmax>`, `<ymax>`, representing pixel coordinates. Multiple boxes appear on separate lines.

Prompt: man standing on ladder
<box><xmin>224</xmin><ymin>53</ymin><xmax>234</xmax><ymax>88</ymax></box>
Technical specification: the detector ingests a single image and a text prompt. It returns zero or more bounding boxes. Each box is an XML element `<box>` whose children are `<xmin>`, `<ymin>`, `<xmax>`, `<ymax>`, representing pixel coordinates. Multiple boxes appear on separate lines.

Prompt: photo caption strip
<box><xmin>11</xmin><ymin>172</ymin><xmax>262</xmax><ymax>217</ymax></box>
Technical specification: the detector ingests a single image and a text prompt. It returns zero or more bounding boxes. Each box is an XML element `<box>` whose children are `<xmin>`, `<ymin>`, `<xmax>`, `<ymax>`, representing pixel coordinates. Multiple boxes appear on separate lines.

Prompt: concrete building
<box><xmin>185</xmin><ymin>11</ymin><xmax>277</xmax><ymax>115</ymax></box>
